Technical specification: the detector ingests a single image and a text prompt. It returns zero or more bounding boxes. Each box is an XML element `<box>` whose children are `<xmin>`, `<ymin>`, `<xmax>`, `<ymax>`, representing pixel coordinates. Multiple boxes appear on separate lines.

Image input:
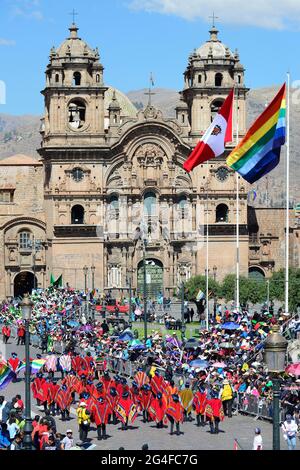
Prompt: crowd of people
<box><xmin>0</xmin><ymin>286</ymin><xmax>299</xmax><ymax>450</ymax></box>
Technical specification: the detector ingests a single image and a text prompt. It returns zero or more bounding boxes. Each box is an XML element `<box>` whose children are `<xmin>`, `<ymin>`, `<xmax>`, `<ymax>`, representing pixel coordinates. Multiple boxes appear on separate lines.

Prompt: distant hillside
<box><xmin>0</xmin><ymin>87</ymin><xmax>298</xmax><ymax>207</ymax></box>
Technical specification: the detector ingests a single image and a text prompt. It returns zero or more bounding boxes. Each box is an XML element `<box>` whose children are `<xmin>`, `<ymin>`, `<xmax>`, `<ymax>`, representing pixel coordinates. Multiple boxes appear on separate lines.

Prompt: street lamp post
<box><xmin>267</xmin><ymin>279</ymin><xmax>270</xmax><ymax>315</ymax></box>
<box><xmin>127</xmin><ymin>269</ymin><xmax>133</xmax><ymax>322</ymax></box>
<box><xmin>20</xmin><ymin>294</ymin><xmax>34</xmax><ymax>451</ymax></box>
<box><xmin>28</xmin><ymin>238</ymin><xmax>43</xmax><ymax>291</ymax></box>
<box><xmin>213</xmin><ymin>266</ymin><xmax>217</xmax><ymax>321</ymax></box>
<box><xmin>264</xmin><ymin>324</ymin><xmax>288</xmax><ymax>450</ymax></box>
<box><xmin>83</xmin><ymin>266</ymin><xmax>88</xmax><ymax>292</ymax></box>
<box><xmin>143</xmin><ymin>239</ymin><xmax>147</xmax><ymax>345</ymax></box>
<box><xmin>91</xmin><ymin>265</ymin><xmax>95</xmax><ymax>291</ymax></box>
<box><xmin>181</xmin><ymin>281</ymin><xmax>185</xmax><ymax>342</ymax></box>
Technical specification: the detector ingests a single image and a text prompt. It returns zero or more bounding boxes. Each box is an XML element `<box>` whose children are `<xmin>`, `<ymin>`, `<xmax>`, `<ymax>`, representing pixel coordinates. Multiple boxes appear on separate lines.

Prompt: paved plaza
<box><xmin>2</xmin><ymin>340</ymin><xmax>296</xmax><ymax>451</ymax></box>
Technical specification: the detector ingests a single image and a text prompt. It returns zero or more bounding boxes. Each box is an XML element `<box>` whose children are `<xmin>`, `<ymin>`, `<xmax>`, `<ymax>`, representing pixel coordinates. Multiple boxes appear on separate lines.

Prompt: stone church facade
<box><xmin>0</xmin><ymin>23</ymin><xmax>298</xmax><ymax>299</ymax></box>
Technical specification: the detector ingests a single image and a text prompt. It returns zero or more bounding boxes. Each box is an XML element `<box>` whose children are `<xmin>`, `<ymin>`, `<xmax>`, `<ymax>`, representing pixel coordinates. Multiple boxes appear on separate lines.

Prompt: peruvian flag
<box><xmin>183</xmin><ymin>89</ymin><xmax>234</xmax><ymax>172</ymax></box>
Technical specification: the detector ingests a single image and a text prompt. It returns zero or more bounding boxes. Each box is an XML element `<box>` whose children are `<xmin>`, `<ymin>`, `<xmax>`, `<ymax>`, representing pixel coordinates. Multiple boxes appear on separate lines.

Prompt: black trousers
<box><xmin>79</xmin><ymin>423</ymin><xmax>89</xmax><ymax>442</ymax></box>
<box><xmin>209</xmin><ymin>417</ymin><xmax>220</xmax><ymax>433</ymax></box>
<box><xmin>169</xmin><ymin>417</ymin><xmax>180</xmax><ymax>435</ymax></box>
<box><xmin>61</xmin><ymin>409</ymin><xmax>70</xmax><ymax>421</ymax></box>
<box><xmin>97</xmin><ymin>424</ymin><xmax>107</xmax><ymax>439</ymax></box>
<box><xmin>222</xmin><ymin>399</ymin><xmax>233</xmax><ymax>418</ymax></box>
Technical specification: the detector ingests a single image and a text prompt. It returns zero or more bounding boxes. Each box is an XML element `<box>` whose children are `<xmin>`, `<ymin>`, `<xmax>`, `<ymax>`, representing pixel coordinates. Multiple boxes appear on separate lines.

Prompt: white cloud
<box><xmin>10</xmin><ymin>0</ymin><xmax>44</xmax><ymax>21</ymax></box>
<box><xmin>128</xmin><ymin>0</ymin><xmax>300</xmax><ymax>30</ymax></box>
<box><xmin>0</xmin><ymin>38</ymin><xmax>16</xmax><ymax>46</ymax></box>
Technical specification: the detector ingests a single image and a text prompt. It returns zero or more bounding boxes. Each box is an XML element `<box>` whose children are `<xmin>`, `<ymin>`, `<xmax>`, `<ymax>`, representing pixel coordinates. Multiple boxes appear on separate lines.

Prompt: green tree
<box><xmin>184</xmin><ymin>275</ymin><xmax>221</xmax><ymax>302</ymax></box>
<box><xmin>220</xmin><ymin>274</ymin><xmax>266</xmax><ymax>305</ymax></box>
<box><xmin>269</xmin><ymin>268</ymin><xmax>300</xmax><ymax>313</ymax></box>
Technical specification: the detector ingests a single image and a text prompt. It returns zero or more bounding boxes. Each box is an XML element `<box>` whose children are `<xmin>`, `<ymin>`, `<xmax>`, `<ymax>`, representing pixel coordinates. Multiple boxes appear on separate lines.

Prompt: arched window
<box><xmin>71</xmin><ymin>205</ymin><xmax>84</xmax><ymax>224</ymax></box>
<box><xmin>109</xmin><ymin>195</ymin><xmax>119</xmax><ymax>219</ymax></box>
<box><xmin>144</xmin><ymin>192</ymin><xmax>157</xmax><ymax>216</ymax></box>
<box><xmin>178</xmin><ymin>195</ymin><xmax>187</xmax><ymax>219</ymax></box>
<box><xmin>55</xmin><ymin>74</ymin><xmax>59</xmax><ymax>83</ymax></box>
<box><xmin>19</xmin><ymin>231</ymin><xmax>31</xmax><ymax>249</ymax></box>
<box><xmin>68</xmin><ymin>100</ymin><xmax>86</xmax><ymax>129</ymax></box>
<box><xmin>216</xmin><ymin>204</ymin><xmax>229</xmax><ymax>223</ymax></box>
<box><xmin>211</xmin><ymin>99</ymin><xmax>224</xmax><ymax>123</ymax></box>
<box><xmin>73</xmin><ymin>72</ymin><xmax>81</xmax><ymax>86</ymax></box>
<box><xmin>215</xmin><ymin>73</ymin><xmax>223</xmax><ymax>87</ymax></box>
<box><xmin>96</xmin><ymin>74</ymin><xmax>100</xmax><ymax>83</ymax></box>
<box><xmin>198</xmin><ymin>75</ymin><xmax>202</xmax><ymax>84</ymax></box>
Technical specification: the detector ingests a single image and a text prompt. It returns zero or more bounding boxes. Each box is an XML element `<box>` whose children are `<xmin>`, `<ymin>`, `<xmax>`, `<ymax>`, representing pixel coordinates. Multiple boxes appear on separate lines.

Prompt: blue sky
<box><xmin>0</xmin><ymin>0</ymin><xmax>299</xmax><ymax>115</ymax></box>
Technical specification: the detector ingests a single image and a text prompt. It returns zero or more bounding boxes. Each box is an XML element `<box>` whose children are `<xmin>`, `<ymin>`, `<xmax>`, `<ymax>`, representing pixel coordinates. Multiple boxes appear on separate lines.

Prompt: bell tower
<box><xmin>181</xmin><ymin>26</ymin><xmax>248</xmax><ymax>144</ymax></box>
<box><xmin>38</xmin><ymin>24</ymin><xmax>108</xmax><ymax>291</ymax></box>
<box><xmin>40</xmin><ymin>23</ymin><xmax>108</xmax><ymax>147</ymax></box>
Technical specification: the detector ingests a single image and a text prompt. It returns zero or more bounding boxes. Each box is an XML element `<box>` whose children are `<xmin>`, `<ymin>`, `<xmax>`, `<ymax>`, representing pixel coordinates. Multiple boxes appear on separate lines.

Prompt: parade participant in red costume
<box><xmin>8</xmin><ymin>353</ymin><xmax>21</xmax><ymax>373</ymax></box>
<box><xmin>55</xmin><ymin>384</ymin><xmax>72</xmax><ymax>421</ymax></box>
<box><xmin>129</xmin><ymin>381</ymin><xmax>141</xmax><ymax>407</ymax></box>
<box><xmin>193</xmin><ymin>384</ymin><xmax>208</xmax><ymax>427</ymax></box>
<box><xmin>150</xmin><ymin>370</ymin><xmax>165</xmax><ymax>396</ymax></box>
<box><xmin>101</xmin><ymin>371</ymin><xmax>115</xmax><ymax>393</ymax></box>
<box><xmin>86</xmin><ymin>379</ymin><xmax>98</xmax><ymax>400</ymax></box>
<box><xmin>32</xmin><ymin>373</ymin><xmax>46</xmax><ymax>406</ymax></box>
<box><xmin>48</xmin><ymin>380</ymin><xmax>59</xmax><ymax>416</ymax></box>
<box><xmin>115</xmin><ymin>391</ymin><xmax>138</xmax><ymax>431</ymax></box>
<box><xmin>149</xmin><ymin>392</ymin><xmax>167</xmax><ymax>428</ymax></box>
<box><xmin>82</xmin><ymin>352</ymin><xmax>95</xmax><ymax>375</ymax></box>
<box><xmin>71</xmin><ymin>353</ymin><xmax>83</xmax><ymax>374</ymax></box>
<box><xmin>40</xmin><ymin>377</ymin><xmax>54</xmax><ymax>412</ymax></box>
<box><xmin>2</xmin><ymin>324</ymin><xmax>11</xmax><ymax>344</ymax></box>
<box><xmin>166</xmin><ymin>394</ymin><xmax>184</xmax><ymax>436</ymax></box>
<box><xmin>134</xmin><ymin>369</ymin><xmax>149</xmax><ymax>388</ymax></box>
<box><xmin>165</xmin><ymin>380</ymin><xmax>178</xmax><ymax>406</ymax></box>
<box><xmin>205</xmin><ymin>390</ymin><xmax>225</xmax><ymax>434</ymax></box>
<box><xmin>62</xmin><ymin>370</ymin><xmax>78</xmax><ymax>404</ymax></box>
<box><xmin>90</xmin><ymin>396</ymin><xmax>110</xmax><ymax>440</ymax></box>
<box><xmin>139</xmin><ymin>384</ymin><xmax>152</xmax><ymax>423</ymax></box>
<box><xmin>8</xmin><ymin>353</ymin><xmax>21</xmax><ymax>382</ymax></box>
<box><xmin>106</xmin><ymin>387</ymin><xmax>119</xmax><ymax>425</ymax></box>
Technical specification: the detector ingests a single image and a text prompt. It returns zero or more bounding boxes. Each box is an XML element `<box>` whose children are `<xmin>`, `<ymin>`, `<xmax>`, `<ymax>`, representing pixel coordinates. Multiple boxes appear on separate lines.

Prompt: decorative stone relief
<box><xmin>135</xmin><ymin>143</ymin><xmax>166</xmax><ymax>167</ymax></box>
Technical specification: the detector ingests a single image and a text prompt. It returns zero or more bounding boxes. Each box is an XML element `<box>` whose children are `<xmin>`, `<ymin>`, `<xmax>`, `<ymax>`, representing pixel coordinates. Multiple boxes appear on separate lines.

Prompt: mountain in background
<box><xmin>0</xmin><ymin>87</ymin><xmax>298</xmax><ymax>207</ymax></box>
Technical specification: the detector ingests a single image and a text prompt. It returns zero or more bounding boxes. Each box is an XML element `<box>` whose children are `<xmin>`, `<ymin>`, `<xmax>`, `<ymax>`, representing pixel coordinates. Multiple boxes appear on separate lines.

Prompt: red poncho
<box><xmin>55</xmin><ymin>388</ymin><xmax>72</xmax><ymax>410</ymax></box>
<box><xmin>31</xmin><ymin>377</ymin><xmax>46</xmax><ymax>401</ymax></box>
<box><xmin>115</xmin><ymin>397</ymin><xmax>138</xmax><ymax>425</ymax></box>
<box><xmin>205</xmin><ymin>398</ymin><xmax>225</xmax><ymax>421</ymax></box>
<box><xmin>139</xmin><ymin>391</ymin><xmax>152</xmax><ymax>411</ymax></box>
<box><xmin>90</xmin><ymin>400</ymin><xmax>110</xmax><ymax>426</ymax></box>
<box><xmin>193</xmin><ymin>391</ymin><xmax>207</xmax><ymax>415</ymax></box>
<box><xmin>166</xmin><ymin>400</ymin><xmax>184</xmax><ymax>423</ymax></box>
<box><xmin>149</xmin><ymin>397</ymin><xmax>167</xmax><ymax>423</ymax></box>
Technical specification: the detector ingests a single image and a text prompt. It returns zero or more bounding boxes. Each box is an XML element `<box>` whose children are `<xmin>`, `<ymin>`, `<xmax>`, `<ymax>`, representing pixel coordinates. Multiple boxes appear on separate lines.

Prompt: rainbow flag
<box><xmin>227</xmin><ymin>84</ymin><xmax>286</xmax><ymax>184</ymax></box>
<box><xmin>30</xmin><ymin>358</ymin><xmax>46</xmax><ymax>374</ymax></box>
<box><xmin>0</xmin><ymin>361</ymin><xmax>15</xmax><ymax>391</ymax></box>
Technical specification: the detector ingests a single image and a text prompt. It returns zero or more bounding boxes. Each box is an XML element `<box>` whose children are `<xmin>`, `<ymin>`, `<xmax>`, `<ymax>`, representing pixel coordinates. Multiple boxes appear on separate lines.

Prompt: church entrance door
<box><xmin>137</xmin><ymin>259</ymin><xmax>163</xmax><ymax>299</ymax></box>
<box><xmin>14</xmin><ymin>271</ymin><xmax>37</xmax><ymax>298</ymax></box>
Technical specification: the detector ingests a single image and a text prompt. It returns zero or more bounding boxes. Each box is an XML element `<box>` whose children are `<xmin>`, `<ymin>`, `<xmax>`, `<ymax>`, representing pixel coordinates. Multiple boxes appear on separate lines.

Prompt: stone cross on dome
<box><xmin>209</xmin><ymin>12</ymin><xmax>219</xmax><ymax>28</ymax></box>
<box><xmin>209</xmin><ymin>12</ymin><xmax>220</xmax><ymax>41</ymax></box>
<box><xmin>70</xmin><ymin>8</ymin><xmax>78</xmax><ymax>25</ymax></box>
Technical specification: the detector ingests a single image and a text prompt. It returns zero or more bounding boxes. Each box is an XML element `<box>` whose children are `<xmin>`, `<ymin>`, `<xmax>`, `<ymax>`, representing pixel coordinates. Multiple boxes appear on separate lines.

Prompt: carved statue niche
<box><xmin>135</xmin><ymin>143</ymin><xmax>165</xmax><ymax>168</ymax></box>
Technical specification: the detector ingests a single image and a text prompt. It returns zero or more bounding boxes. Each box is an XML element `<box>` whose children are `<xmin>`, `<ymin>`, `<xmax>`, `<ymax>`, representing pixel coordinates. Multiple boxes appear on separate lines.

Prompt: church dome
<box><xmin>195</xmin><ymin>27</ymin><xmax>234</xmax><ymax>59</ymax></box>
<box><xmin>105</xmin><ymin>88</ymin><xmax>137</xmax><ymax>118</ymax></box>
<box><xmin>55</xmin><ymin>23</ymin><xmax>97</xmax><ymax>59</ymax></box>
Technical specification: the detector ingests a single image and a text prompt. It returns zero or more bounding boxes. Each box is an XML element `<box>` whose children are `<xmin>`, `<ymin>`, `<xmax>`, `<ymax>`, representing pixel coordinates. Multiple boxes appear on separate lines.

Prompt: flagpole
<box><xmin>285</xmin><ymin>72</ymin><xmax>290</xmax><ymax>316</ymax></box>
<box><xmin>206</xmin><ymin>162</ymin><xmax>209</xmax><ymax>330</ymax></box>
<box><xmin>235</xmin><ymin>88</ymin><xmax>240</xmax><ymax>313</ymax></box>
